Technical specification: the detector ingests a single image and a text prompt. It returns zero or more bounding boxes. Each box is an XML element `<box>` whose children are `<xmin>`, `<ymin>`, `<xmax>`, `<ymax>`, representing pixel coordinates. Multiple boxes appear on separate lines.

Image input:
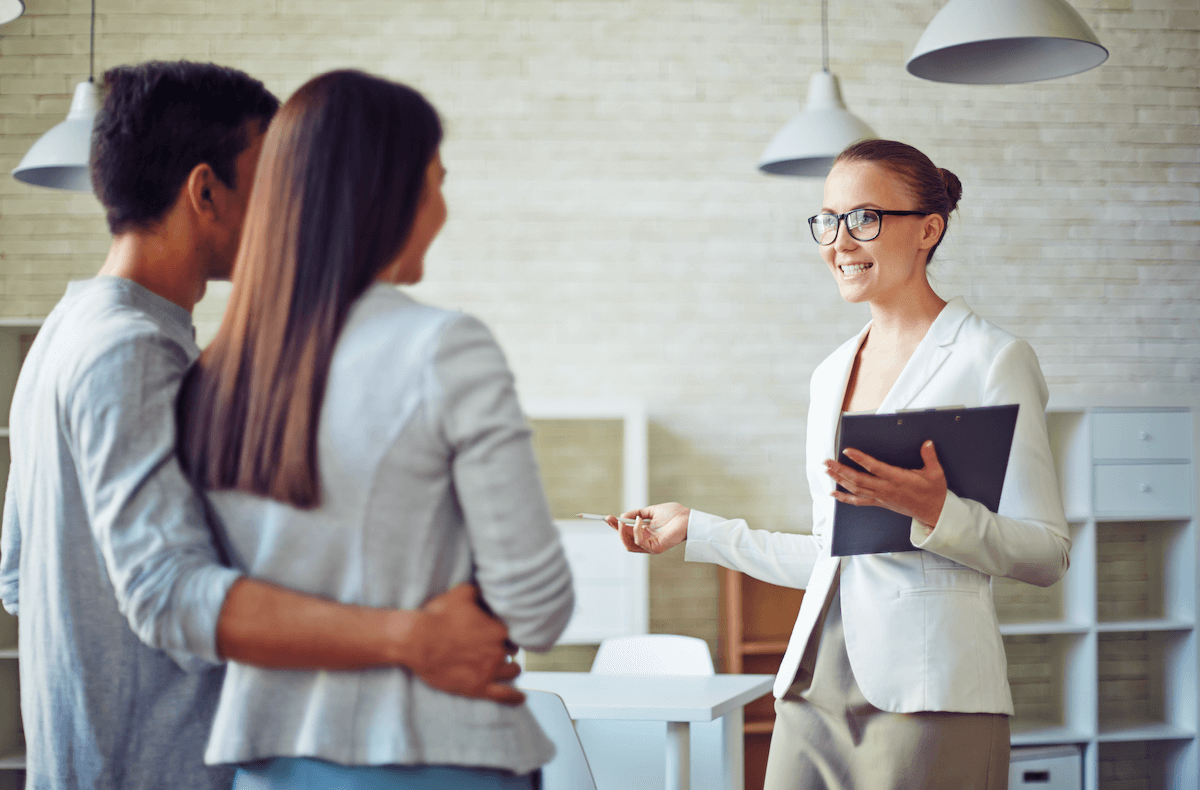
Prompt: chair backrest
<box><xmin>523</xmin><ymin>690</ymin><xmax>598</xmax><ymax>790</ymax></box>
<box><xmin>591</xmin><ymin>634</ymin><xmax>715</xmax><ymax>676</ymax></box>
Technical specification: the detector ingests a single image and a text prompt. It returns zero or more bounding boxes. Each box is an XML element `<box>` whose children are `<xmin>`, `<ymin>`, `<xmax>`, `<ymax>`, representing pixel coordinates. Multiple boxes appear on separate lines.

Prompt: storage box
<box><xmin>1009</xmin><ymin>744</ymin><xmax>1082</xmax><ymax>790</ymax></box>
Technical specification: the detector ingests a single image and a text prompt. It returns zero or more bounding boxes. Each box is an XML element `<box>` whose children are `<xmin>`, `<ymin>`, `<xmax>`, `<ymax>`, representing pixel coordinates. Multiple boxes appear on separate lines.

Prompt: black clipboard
<box><xmin>831</xmin><ymin>404</ymin><xmax>1020</xmax><ymax>556</ymax></box>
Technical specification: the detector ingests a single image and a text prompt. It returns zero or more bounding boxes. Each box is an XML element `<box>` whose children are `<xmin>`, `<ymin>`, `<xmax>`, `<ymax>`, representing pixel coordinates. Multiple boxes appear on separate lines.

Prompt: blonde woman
<box><xmin>610</xmin><ymin>139</ymin><xmax>1069</xmax><ymax>790</ymax></box>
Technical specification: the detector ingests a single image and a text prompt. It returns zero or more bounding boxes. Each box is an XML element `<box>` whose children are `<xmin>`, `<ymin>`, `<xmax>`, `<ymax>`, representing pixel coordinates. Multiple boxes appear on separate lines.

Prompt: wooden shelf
<box><xmin>721</xmin><ymin>568</ymin><xmax>804</xmax><ymax>790</ymax></box>
<box><xmin>740</xmin><ymin>641</ymin><xmax>788</xmax><ymax>655</ymax></box>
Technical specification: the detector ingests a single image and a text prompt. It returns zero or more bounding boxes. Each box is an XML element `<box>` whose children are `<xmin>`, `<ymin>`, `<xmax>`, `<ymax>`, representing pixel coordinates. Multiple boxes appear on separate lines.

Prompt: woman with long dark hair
<box><xmin>178</xmin><ymin>69</ymin><xmax>573</xmax><ymax>790</ymax></box>
<box><xmin>609</xmin><ymin>139</ymin><xmax>1070</xmax><ymax>789</ymax></box>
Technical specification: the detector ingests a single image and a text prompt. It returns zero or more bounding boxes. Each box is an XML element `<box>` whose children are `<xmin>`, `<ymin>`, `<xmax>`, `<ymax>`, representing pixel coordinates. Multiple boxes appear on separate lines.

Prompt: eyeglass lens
<box><xmin>810</xmin><ymin>209</ymin><xmax>882</xmax><ymax>245</ymax></box>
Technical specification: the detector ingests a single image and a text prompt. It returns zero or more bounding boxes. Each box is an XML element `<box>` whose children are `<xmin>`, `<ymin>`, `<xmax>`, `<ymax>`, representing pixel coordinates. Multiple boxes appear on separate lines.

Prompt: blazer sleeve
<box><xmin>434</xmin><ymin>315</ymin><xmax>574</xmax><ymax>652</ymax></box>
<box><xmin>911</xmin><ymin>338</ymin><xmax>1071</xmax><ymax>587</ymax></box>
<box><xmin>685</xmin><ymin>509</ymin><xmax>823</xmax><ymax>590</ymax></box>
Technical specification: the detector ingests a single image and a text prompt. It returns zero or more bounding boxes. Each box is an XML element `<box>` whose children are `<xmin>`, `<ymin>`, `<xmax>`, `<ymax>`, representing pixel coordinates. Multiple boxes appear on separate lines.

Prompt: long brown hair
<box><xmin>835</xmin><ymin>139</ymin><xmax>962</xmax><ymax>264</ymax></box>
<box><xmin>178</xmin><ymin>70</ymin><xmax>442</xmax><ymax>507</ymax></box>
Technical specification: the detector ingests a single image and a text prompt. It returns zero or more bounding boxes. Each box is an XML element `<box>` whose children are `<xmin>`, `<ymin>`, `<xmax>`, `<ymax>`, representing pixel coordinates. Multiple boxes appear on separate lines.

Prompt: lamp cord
<box><xmin>821</xmin><ymin>0</ymin><xmax>828</xmax><ymax>73</ymax></box>
<box><xmin>89</xmin><ymin>0</ymin><xmax>95</xmax><ymax>82</ymax></box>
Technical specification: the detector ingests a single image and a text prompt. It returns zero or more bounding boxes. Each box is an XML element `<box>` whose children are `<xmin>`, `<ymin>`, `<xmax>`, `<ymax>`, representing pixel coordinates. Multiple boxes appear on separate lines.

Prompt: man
<box><xmin>0</xmin><ymin>61</ymin><xmax>525</xmax><ymax>790</ymax></box>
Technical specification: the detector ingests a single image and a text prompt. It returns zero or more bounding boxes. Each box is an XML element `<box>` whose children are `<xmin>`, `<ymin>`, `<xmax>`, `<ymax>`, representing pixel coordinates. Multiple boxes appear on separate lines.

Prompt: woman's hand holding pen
<box><xmin>824</xmin><ymin>440</ymin><xmax>948</xmax><ymax>532</ymax></box>
<box><xmin>604</xmin><ymin>502</ymin><xmax>690</xmax><ymax>554</ymax></box>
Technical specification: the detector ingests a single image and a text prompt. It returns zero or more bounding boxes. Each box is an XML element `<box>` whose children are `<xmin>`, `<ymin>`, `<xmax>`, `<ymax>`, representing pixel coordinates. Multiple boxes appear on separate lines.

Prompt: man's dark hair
<box><xmin>90</xmin><ymin>61</ymin><xmax>280</xmax><ymax>234</ymax></box>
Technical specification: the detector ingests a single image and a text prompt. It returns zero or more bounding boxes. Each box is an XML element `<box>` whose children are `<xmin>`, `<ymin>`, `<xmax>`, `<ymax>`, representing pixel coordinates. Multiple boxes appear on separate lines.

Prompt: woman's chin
<box><xmin>835</xmin><ymin>282</ymin><xmax>872</xmax><ymax>304</ymax></box>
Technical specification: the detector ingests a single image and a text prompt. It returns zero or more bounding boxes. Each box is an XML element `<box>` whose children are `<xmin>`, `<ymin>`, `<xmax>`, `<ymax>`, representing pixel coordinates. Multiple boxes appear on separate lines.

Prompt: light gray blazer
<box><xmin>202</xmin><ymin>285</ymin><xmax>574</xmax><ymax>774</ymax></box>
<box><xmin>686</xmin><ymin>297</ymin><xmax>1070</xmax><ymax>714</ymax></box>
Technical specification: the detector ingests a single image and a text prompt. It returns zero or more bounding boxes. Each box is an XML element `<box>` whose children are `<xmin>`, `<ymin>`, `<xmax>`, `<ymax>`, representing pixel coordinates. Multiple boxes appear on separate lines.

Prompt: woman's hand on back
<box><xmin>824</xmin><ymin>440</ymin><xmax>948</xmax><ymax>531</ymax></box>
<box><xmin>605</xmin><ymin>502</ymin><xmax>690</xmax><ymax>555</ymax></box>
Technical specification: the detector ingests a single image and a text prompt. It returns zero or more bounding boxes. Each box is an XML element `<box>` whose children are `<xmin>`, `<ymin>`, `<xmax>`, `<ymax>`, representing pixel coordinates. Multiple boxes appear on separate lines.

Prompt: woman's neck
<box><xmin>865</xmin><ymin>279</ymin><xmax>947</xmax><ymax>347</ymax></box>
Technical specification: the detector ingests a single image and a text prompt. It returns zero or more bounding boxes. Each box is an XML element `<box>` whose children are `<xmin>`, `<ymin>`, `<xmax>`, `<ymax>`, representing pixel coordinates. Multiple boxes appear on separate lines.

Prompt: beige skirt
<box><xmin>763</xmin><ymin>572</ymin><xmax>1010</xmax><ymax>790</ymax></box>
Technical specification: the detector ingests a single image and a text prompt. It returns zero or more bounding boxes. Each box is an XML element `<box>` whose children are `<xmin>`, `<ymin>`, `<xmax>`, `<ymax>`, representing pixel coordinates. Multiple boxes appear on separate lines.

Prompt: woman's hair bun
<box><xmin>939</xmin><ymin>168</ymin><xmax>963</xmax><ymax>213</ymax></box>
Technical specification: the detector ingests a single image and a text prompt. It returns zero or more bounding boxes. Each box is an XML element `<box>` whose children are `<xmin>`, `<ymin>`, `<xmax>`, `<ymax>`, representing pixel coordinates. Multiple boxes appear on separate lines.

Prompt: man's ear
<box><xmin>184</xmin><ymin>163</ymin><xmax>220</xmax><ymax>222</ymax></box>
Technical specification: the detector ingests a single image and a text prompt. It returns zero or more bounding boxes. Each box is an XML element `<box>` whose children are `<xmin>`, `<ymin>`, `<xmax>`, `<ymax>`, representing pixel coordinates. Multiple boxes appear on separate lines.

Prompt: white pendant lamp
<box><xmin>0</xmin><ymin>1</ymin><xmax>24</xmax><ymax>25</ymax></box>
<box><xmin>758</xmin><ymin>0</ymin><xmax>876</xmax><ymax>177</ymax></box>
<box><xmin>907</xmin><ymin>0</ymin><xmax>1108</xmax><ymax>85</ymax></box>
<box><xmin>12</xmin><ymin>0</ymin><xmax>99</xmax><ymax>191</ymax></box>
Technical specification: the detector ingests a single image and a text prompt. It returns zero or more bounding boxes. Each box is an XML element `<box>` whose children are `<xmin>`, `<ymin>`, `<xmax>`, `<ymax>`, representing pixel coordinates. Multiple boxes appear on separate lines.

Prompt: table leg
<box><xmin>666</xmin><ymin>720</ymin><xmax>690</xmax><ymax>790</ymax></box>
<box><xmin>723</xmin><ymin>707</ymin><xmax>745</xmax><ymax>790</ymax></box>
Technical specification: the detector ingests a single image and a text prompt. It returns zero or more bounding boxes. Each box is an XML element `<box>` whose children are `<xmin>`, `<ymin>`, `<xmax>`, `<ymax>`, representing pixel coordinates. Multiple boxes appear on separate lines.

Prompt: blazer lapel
<box><xmin>815</xmin><ymin>322</ymin><xmax>872</xmax><ymax>461</ymax></box>
<box><xmin>876</xmin><ymin>297</ymin><xmax>972</xmax><ymax>413</ymax></box>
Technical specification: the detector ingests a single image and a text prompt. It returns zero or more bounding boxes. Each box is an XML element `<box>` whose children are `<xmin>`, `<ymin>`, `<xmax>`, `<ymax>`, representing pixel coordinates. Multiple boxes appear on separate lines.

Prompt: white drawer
<box><xmin>1009</xmin><ymin>745</ymin><xmax>1081</xmax><ymax>790</ymax></box>
<box><xmin>1092</xmin><ymin>411</ymin><xmax>1192</xmax><ymax>461</ymax></box>
<box><xmin>1093</xmin><ymin>463</ymin><xmax>1193</xmax><ymax>515</ymax></box>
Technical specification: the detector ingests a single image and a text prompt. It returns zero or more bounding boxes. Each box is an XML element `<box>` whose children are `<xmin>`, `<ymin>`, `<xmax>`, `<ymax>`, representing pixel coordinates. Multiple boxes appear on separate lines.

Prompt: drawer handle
<box><xmin>1139</xmin><ymin>431</ymin><xmax>1150</xmax><ymax>441</ymax></box>
<box><xmin>1140</xmin><ymin>483</ymin><xmax>1151</xmax><ymax>493</ymax></box>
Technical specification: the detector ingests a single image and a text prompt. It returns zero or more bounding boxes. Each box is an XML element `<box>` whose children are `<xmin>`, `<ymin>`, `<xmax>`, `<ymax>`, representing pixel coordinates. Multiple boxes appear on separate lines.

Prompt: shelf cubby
<box><xmin>530</xmin><ymin>417</ymin><xmax>625</xmax><ymax>520</ymax></box>
<box><xmin>1098</xmin><ymin>629</ymin><xmax>1196</xmax><ymax>738</ymax></box>
<box><xmin>996</xmin><ymin>520</ymin><xmax>1094</xmax><ymax>631</ymax></box>
<box><xmin>0</xmin><ymin>321</ymin><xmax>37</xmax><ymax>778</ymax></box>
<box><xmin>1095</xmin><ymin>520</ymin><xmax>1194</xmax><ymax>627</ymax></box>
<box><xmin>522</xmin><ymin>402</ymin><xmax>649</xmax><ymax>661</ymax></box>
<box><xmin>1005</xmin><ymin>631</ymin><xmax>1095</xmax><ymax>741</ymax></box>
<box><xmin>1098</xmin><ymin>739</ymin><xmax>1198</xmax><ymax>790</ymax></box>
<box><xmin>0</xmin><ymin>662</ymin><xmax>17</xmax><ymax>774</ymax></box>
<box><xmin>0</xmin><ymin>322</ymin><xmax>40</xmax><ymax>434</ymax></box>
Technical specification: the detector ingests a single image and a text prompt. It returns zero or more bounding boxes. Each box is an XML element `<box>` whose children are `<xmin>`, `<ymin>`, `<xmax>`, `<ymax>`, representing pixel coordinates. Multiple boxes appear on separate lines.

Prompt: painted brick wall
<box><xmin>1</xmin><ymin>0</ymin><xmax>1197</xmax><ymax>779</ymax></box>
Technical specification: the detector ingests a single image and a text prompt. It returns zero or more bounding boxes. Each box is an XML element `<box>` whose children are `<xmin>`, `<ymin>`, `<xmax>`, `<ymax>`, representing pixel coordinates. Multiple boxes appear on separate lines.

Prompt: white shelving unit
<box><xmin>994</xmin><ymin>405</ymin><xmax>1198</xmax><ymax>789</ymax></box>
<box><xmin>524</xmin><ymin>399</ymin><xmax>649</xmax><ymax>645</ymax></box>
<box><xmin>0</xmin><ymin>318</ymin><xmax>42</xmax><ymax>787</ymax></box>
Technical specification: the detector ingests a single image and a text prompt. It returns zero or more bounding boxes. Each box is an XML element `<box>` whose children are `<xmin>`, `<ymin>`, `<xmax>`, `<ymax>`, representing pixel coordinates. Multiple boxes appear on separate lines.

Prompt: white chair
<box><xmin>591</xmin><ymin>634</ymin><xmax>715</xmax><ymax>677</ymax></box>
<box><xmin>575</xmin><ymin>635</ymin><xmax>742</xmax><ymax>790</ymax></box>
<box><xmin>524</xmin><ymin>689</ymin><xmax>598</xmax><ymax>790</ymax></box>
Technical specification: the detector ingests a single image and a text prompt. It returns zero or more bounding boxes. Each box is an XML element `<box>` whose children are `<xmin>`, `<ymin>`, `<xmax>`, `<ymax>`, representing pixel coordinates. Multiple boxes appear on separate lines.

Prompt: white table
<box><xmin>518</xmin><ymin>672</ymin><xmax>774</xmax><ymax>790</ymax></box>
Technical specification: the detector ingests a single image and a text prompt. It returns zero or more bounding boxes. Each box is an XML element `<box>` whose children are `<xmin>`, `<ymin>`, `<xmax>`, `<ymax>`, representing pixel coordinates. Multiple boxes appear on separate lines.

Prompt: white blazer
<box><xmin>685</xmin><ymin>297</ymin><xmax>1070</xmax><ymax>714</ymax></box>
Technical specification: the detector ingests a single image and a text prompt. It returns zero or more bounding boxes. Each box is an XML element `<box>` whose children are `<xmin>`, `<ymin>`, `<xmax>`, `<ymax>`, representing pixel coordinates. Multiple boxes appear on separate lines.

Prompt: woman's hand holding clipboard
<box><xmin>822</xmin><ymin>404</ymin><xmax>1020</xmax><ymax>556</ymax></box>
<box><xmin>824</xmin><ymin>439</ymin><xmax>949</xmax><ymax>533</ymax></box>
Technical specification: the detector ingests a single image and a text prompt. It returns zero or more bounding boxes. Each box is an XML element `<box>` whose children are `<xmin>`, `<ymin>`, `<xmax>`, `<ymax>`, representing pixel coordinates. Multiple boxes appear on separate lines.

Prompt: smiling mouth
<box><xmin>839</xmin><ymin>262</ymin><xmax>873</xmax><ymax>275</ymax></box>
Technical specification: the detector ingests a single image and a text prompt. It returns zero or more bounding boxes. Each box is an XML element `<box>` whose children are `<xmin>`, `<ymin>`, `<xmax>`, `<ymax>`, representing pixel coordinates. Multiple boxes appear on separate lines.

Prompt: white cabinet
<box><xmin>994</xmin><ymin>406</ymin><xmax>1198</xmax><ymax>790</ymax></box>
<box><xmin>525</xmin><ymin>400</ymin><xmax>649</xmax><ymax>645</ymax></box>
<box><xmin>0</xmin><ymin>319</ymin><xmax>41</xmax><ymax>786</ymax></box>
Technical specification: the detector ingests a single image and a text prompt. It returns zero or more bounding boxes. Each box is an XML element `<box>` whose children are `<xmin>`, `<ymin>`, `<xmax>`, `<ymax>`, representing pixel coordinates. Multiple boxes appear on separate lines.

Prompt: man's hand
<box><xmin>216</xmin><ymin>578</ymin><xmax>523</xmax><ymax>701</ymax></box>
<box><xmin>605</xmin><ymin>502</ymin><xmax>690</xmax><ymax>555</ymax></box>
<box><xmin>402</xmin><ymin>583</ymin><xmax>524</xmax><ymax>705</ymax></box>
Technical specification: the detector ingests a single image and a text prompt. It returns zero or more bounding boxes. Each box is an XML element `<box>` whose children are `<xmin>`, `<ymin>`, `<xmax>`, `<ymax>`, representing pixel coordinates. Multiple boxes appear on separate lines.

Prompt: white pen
<box><xmin>576</xmin><ymin>512</ymin><xmax>652</xmax><ymax>528</ymax></box>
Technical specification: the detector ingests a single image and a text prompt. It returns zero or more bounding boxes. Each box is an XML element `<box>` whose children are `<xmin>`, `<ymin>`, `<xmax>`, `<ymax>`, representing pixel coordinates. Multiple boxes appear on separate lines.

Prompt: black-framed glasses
<box><xmin>807</xmin><ymin>209</ymin><xmax>928</xmax><ymax>246</ymax></box>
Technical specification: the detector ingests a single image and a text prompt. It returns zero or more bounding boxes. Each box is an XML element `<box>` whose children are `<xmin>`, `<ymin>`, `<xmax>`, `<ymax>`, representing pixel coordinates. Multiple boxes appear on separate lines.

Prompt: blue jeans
<box><xmin>232</xmin><ymin>758</ymin><xmax>541</xmax><ymax>790</ymax></box>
